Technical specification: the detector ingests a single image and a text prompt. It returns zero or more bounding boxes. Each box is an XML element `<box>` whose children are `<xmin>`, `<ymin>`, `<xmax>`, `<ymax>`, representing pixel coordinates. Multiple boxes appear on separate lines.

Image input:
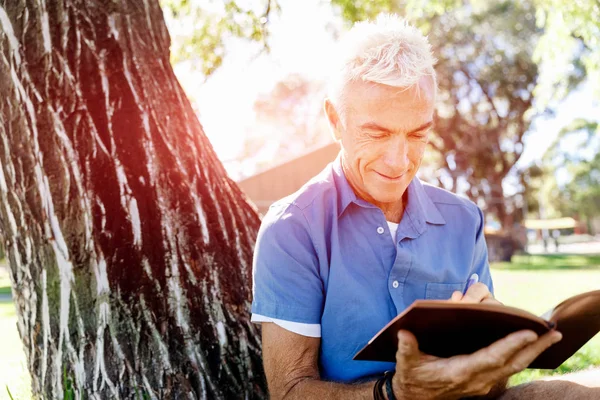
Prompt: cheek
<box><xmin>348</xmin><ymin>138</ymin><xmax>382</xmax><ymax>166</ymax></box>
<box><xmin>410</xmin><ymin>143</ymin><xmax>427</xmax><ymax>164</ymax></box>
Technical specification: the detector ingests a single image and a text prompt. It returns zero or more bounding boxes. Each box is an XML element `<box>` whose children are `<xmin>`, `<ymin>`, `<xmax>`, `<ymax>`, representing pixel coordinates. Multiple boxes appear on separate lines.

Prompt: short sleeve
<box><xmin>471</xmin><ymin>207</ymin><xmax>494</xmax><ymax>295</ymax></box>
<box><xmin>250</xmin><ymin>314</ymin><xmax>321</xmax><ymax>337</ymax></box>
<box><xmin>251</xmin><ymin>203</ymin><xmax>324</xmax><ymax>324</ymax></box>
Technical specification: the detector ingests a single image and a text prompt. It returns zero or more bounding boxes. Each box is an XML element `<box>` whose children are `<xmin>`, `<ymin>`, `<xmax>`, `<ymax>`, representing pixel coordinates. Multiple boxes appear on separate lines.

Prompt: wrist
<box><xmin>373</xmin><ymin>375</ymin><xmax>386</xmax><ymax>400</ymax></box>
<box><xmin>384</xmin><ymin>371</ymin><xmax>397</xmax><ymax>400</ymax></box>
<box><xmin>389</xmin><ymin>374</ymin><xmax>407</xmax><ymax>400</ymax></box>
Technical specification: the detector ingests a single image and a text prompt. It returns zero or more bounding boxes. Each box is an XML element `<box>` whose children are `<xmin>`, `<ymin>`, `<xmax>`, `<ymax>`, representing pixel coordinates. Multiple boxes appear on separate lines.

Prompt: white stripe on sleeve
<box><xmin>251</xmin><ymin>313</ymin><xmax>321</xmax><ymax>338</ymax></box>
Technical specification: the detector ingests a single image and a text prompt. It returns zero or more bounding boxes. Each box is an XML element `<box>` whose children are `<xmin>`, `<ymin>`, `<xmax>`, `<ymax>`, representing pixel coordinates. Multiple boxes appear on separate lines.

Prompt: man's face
<box><xmin>330</xmin><ymin>77</ymin><xmax>435</xmax><ymax>208</ymax></box>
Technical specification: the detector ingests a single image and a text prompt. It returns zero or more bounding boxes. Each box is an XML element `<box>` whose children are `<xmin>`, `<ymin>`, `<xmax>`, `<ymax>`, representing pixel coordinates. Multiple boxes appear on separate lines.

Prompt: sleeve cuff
<box><xmin>251</xmin><ymin>313</ymin><xmax>321</xmax><ymax>338</ymax></box>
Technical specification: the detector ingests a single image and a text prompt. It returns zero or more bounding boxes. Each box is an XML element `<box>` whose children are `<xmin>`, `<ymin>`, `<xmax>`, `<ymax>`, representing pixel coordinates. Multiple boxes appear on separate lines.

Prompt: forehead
<box><xmin>342</xmin><ymin>76</ymin><xmax>435</xmax><ymax>127</ymax></box>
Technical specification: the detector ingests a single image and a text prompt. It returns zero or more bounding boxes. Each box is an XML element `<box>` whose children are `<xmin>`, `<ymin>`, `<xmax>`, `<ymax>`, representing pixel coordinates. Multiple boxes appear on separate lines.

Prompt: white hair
<box><xmin>328</xmin><ymin>14</ymin><xmax>437</xmax><ymax>111</ymax></box>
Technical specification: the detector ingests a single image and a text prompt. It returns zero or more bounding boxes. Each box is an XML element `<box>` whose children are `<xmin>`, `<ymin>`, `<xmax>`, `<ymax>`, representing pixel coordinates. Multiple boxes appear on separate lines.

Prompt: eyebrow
<box><xmin>359</xmin><ymin>121</ymin><xmax>434</xmax><ymax>135</ymax></box>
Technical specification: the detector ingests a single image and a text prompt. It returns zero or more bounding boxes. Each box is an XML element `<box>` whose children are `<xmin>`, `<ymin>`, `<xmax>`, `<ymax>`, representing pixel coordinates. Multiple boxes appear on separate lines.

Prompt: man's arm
<box><xmin>261</xmin><ymin>283</ymin><xmax>561</xmax><ymax>400</ymax></box>
<box><xmin>262</xmin><ymin>319</ymin><xmax>562</xmax><ymax>400</ymax></box>
<box><xmin>262</xmin><ymin>322</ymin><xmax>376</xmax><ymax>400</ymax></box>
<box><xmin>262</xmin><ymin>320</ymin><xmax>561</xmax><ymax>400</ymax></box>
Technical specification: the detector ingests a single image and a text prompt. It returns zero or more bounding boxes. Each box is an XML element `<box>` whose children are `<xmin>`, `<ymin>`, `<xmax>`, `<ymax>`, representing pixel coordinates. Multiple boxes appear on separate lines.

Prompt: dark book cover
<box><xmin>354</xmin><ymin>290</ymin><xmax>600</xmax><ymax>369</ymax></box>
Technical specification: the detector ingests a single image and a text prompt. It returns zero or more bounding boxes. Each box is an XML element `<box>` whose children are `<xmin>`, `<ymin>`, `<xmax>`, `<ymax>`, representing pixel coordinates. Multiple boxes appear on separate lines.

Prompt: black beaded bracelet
<box><xmin>384</xmin><ymin>371</ymin><xmax>397</xmax><ymax>400</ymax></box>
<box><xmin>373</xmin><ymin>375</ymin><xmax>386</xmax><ymax>400</ymax></box>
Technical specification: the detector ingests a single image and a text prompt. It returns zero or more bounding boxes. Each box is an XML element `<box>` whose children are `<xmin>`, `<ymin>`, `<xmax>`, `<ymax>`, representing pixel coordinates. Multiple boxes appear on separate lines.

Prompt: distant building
<box><xmin>237</xmin><ymin>142</ymin><xmax>340</xmax><ymax>215</ymax></box>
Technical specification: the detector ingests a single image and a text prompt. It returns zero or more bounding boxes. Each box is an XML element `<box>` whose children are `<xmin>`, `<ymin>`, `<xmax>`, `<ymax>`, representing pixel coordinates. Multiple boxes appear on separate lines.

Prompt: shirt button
<box><xmin>392</xmin><ymin>280</ymin><xmax>399</xmax><ymax>289</ymax></box>
<box><xmin>377</xmin><ymin>226</ymin><xmax>385</xmax><ymax>234</ymax></box>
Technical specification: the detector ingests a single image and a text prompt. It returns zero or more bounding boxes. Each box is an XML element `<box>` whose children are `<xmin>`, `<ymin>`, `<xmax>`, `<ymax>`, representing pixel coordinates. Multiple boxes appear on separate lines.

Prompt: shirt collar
<box><xmin>332</xmin><ymin>153</ymin><xmax>360</xmax><ymax>216</ymax></box>
<box><xmin>332</xmin><ymin>153</ymin><xmax>446</xmax><ymax>227</ymax></box>
<box><xmin>404</xmin><ymin>177</ymin><xmax>446</xmax><ymax>235</ymax></box>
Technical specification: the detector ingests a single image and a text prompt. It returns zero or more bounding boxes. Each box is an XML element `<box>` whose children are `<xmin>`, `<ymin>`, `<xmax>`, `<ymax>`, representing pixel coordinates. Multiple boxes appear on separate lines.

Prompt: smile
<box><xmin>374</xmin><ymin>171</ymin><xmax>405</xmax><ymax>181</ymax></box>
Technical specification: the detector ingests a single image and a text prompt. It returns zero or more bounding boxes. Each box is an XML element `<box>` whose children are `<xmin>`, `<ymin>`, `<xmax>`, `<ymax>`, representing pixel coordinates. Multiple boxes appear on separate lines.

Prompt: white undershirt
<box><xmin>252</xmin><ymin>221</ymin><xmax>400</xmax><ymax>337</ymax></box>
<box><xmin>387</xmin><ymin>221</ymin><xmax>399</xmax><ymax>242</ymax></box>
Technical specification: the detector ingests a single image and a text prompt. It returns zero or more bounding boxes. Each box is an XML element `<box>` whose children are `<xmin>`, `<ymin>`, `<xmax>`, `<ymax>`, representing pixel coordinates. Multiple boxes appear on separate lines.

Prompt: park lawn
<box><xmin>492</xmin><ymin>258</ymin><xmax>600</xmax><ymax>386</ymax></box>
<box><xmin>0</xmin><ymin>262</ymin><xmax>31</xmax><ymax>400</ymax></box>
<box><xmin>0</xmin><ymin>266</ymin><xmax>10</xmax><ymax>292</ymax></box>
<box><xmin>494</xmin><ymin>253</ymin><xmax>600</xmax><ymax>271</ymax></box>
<box><xmin>0</xmin><ymin>302</ymin><xmax>32</xmax><ymax>400</ymax></box>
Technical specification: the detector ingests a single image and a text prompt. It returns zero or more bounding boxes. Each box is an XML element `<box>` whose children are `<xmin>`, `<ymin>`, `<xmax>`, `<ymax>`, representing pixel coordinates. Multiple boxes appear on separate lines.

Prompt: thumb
<box><xmin>450</xmin><ymin>291</ymin><xmax>463</xmax><ymax>302</ymax></box>
<box><xmin>396</xmin><ymin>330</ymin><xmax>420</xmax><ymax>368</ymax></box>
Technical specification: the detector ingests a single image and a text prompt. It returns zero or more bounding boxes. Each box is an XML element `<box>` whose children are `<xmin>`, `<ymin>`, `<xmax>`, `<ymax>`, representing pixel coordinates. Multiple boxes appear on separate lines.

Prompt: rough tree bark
<box><xmin>0</xmin><ymin>0</ymin><xmax>267</xmax><ymax>398</ymax></box>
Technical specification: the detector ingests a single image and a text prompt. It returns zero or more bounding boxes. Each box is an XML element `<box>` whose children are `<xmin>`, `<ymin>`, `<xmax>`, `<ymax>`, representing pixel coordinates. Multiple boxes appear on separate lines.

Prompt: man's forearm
<box><xmin>282</xmin><ymin>377</ymin><xmax>377</xmax><ymax>400</ymax></box>
<box><xmin>282</xmin><ymin>375</ymin><xmax>507</xmax><ymax>400</ymax></box>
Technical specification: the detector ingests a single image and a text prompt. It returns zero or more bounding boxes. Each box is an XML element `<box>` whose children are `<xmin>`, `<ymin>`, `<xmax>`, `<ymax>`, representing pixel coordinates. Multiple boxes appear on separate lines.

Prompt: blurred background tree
<box><xmin>532</xmin><ymin>0</ymin><xmax>600</xmax><ymax>105</ymax></box>
<box><xmin>226</xmin><ymin>74</ymin><xmax>331</xmax><ymax>178</ymax></box>
<box><xmin>542</xmin><ymin>119</ymin><xmax>600</xmax><ymax>231</ymax></box>
<box><xmin>161</xmin><ymin>0</ymin><xmax>279</xmax><ymax>78</ymax></box>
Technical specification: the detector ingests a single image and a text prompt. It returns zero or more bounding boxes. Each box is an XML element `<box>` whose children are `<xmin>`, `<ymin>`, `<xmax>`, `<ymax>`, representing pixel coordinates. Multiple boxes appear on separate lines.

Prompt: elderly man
<box><xmin>250</xmin><ymin>15</ymin><xmax>564</xmax><ymax>399</ymax></box>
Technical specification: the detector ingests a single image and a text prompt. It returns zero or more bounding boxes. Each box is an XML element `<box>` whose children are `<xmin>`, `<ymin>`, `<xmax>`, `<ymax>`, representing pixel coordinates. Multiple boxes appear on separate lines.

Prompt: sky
<box><xmin>169</xmin><ymin>0</ymin><xmax>599</xmax><ymax>182</ymax></box>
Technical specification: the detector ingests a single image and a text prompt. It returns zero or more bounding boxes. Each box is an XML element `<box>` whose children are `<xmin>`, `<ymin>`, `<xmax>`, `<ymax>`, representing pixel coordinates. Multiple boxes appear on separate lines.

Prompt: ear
<box><xmin>323</xmin><ymin>98</ymin><xmax>342</xmax><ymax>142</ymax></box>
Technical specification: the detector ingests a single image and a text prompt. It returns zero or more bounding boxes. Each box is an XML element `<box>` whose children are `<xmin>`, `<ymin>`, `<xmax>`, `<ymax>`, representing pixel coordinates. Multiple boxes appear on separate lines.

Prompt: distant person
<box><xmin>249</xmin><ymin>14</ymin><xmax>591</xmax><ymax>399</ymax></box>
<box><xmin>552</xmin><ymin>229</ymin><xmax>561</xmax><ymax>252</ymax></box>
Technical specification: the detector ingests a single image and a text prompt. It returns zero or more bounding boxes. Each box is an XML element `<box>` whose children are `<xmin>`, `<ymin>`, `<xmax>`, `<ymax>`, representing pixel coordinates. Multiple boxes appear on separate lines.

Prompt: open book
<box><xmin>353</xmin><ymin>290</ymin><xmax>600</xmax><ymax>369</ymax></box>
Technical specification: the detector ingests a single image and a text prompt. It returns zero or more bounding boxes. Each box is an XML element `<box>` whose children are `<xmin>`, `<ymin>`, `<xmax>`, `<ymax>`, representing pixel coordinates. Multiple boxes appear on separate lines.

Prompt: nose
<box><xmin>382</xmin><ymin>135</ymin><xmax>410</xmax><ymax>175</ymax></box>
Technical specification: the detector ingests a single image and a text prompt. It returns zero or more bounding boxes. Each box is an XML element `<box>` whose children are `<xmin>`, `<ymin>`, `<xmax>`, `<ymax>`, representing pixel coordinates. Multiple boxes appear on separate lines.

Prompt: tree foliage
<box><xmin>533</xmin><ymin>0</ymin><xmax>600</xmax><ymax>103</ymax></box>
<box><xmin>519</xmin><ymin>163</ymin><xmax>546</xmax><ymax>218</ymax></box>
<box><xmin>163</xmin><ymin>0</ymin><xmax>598</xmax><ymax>226</ymax></box>
<box><xmin>542</xmin><ymin>119</ymin><xmax>600</xmax><ymax>224</ymax></box>
<box><xmin>562</xmin><ymin>152</ymin><xmax>600</xmax><ymax>225</ymax></box>
<box><xmin>161</xmin><ymin>0</ymin><xmax>278</xmax><ymax>77</ymax></box>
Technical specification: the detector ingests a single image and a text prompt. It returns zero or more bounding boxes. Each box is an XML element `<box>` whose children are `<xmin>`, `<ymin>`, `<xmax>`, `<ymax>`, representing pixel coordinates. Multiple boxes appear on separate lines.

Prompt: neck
<box><xmin>380</xmin><ymin>202</ymin><xmax>405</xmax><ymax>223</ymax></box>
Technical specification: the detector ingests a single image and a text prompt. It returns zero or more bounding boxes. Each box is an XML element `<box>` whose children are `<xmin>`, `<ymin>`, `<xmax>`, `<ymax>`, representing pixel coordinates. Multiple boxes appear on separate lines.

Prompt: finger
<box><xmin>462</xmin><ymin>282</ymin><xmax>494</xmax><ymax>304</ymax></box>
<box><xmin>481</xmin><ymin>297</ymin><xmax>503</xmax><ymax>306</ymax></box>
<box><xmin>469</xmin><ymin>330</ymin><xmax>539</xmax><ymax>371</ymax></box>
<box><xmin>450</xmin><ymin>291</ymin><xmax>463</xmax><ymax>302</ymax></box>
<box><xmin>395</xmin><ymin>330</ymin><xmax>420</xmax><ymax>370</ymax></box>
<box><xmin>499</xmin><ymin>330</ymin><xmax>563</xmax><ymax>376</ymax></box>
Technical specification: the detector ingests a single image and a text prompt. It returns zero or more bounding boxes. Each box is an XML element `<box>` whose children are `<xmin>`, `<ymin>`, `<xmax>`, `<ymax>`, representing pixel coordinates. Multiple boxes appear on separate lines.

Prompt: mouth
<box><xmin>374</xmin><ymin>171</ymin><xmax>405</xmax><ymax>181</ymax></box>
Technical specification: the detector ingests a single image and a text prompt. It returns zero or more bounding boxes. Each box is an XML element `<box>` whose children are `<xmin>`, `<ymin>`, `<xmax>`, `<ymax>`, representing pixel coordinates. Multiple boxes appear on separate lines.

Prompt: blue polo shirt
<box><xmin>251</xmin><ymin>155</ymin><xmax>493</xmax><ymax>382</ymax></box>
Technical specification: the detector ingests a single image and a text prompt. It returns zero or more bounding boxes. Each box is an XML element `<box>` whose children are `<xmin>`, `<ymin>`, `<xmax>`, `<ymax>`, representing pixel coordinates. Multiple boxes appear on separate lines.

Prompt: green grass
<box><xmin>0</xmin><ymin>259</ymin><xmax>11</xmax><ymax>299</ymax></box>
<box><xmin>0</xmin><ymin>265</ymin><xmax>11</xmax><ymax>289</ymax></box>
<box><xmin>491</xmin><ymin>254</ymin><xmax>600</xmax><ymax>386</ymax></box>
<box><xmin>0</xmin><ymin>302</ymin><xmax>32</xmax><ymax>399</ymax></box>
<box><xmin>0</xmin><ymin>259</ymin><xmax>31</xmax><ymax>400</ymax></box>
<box><xmin>494</xmin><ymin>253</ymin><xmax>600</xmax><ymax>271</ymax></box>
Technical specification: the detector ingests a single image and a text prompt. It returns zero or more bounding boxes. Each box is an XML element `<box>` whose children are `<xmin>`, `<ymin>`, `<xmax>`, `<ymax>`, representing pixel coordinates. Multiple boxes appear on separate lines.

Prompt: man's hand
<box><xmin>391</xmin><ymin>329</ymin><xmax>563</xmax><ymax>400</ymax></box>
<box><xmin>450</xmin><ymin>282</ymin><xmax>502</xmax><ymax>305</ymax></box>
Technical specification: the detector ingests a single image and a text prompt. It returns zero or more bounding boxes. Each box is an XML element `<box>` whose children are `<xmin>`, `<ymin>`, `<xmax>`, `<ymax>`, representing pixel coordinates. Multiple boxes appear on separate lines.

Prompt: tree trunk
<box><xmin>0</xmin><ymin>1</ymin><xmax>267</xmax><ymax>398</ymax></box>
<box><xmin>490</xmin><ymin>185</ymin><xmax>510</xmax><ymax>231</ymax></box>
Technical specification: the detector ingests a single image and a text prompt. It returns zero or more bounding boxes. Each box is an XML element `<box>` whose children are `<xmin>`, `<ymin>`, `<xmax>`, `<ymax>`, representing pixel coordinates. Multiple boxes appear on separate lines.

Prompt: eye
<box><xmin>365</xmin><ymin>131</ymin><xmax>389</xmax><ymax>139</ymax></box>
<box><xmin>410</xmin><ymin>131</ymin><xmax>428</xmax><ymax>140</ymax></box>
